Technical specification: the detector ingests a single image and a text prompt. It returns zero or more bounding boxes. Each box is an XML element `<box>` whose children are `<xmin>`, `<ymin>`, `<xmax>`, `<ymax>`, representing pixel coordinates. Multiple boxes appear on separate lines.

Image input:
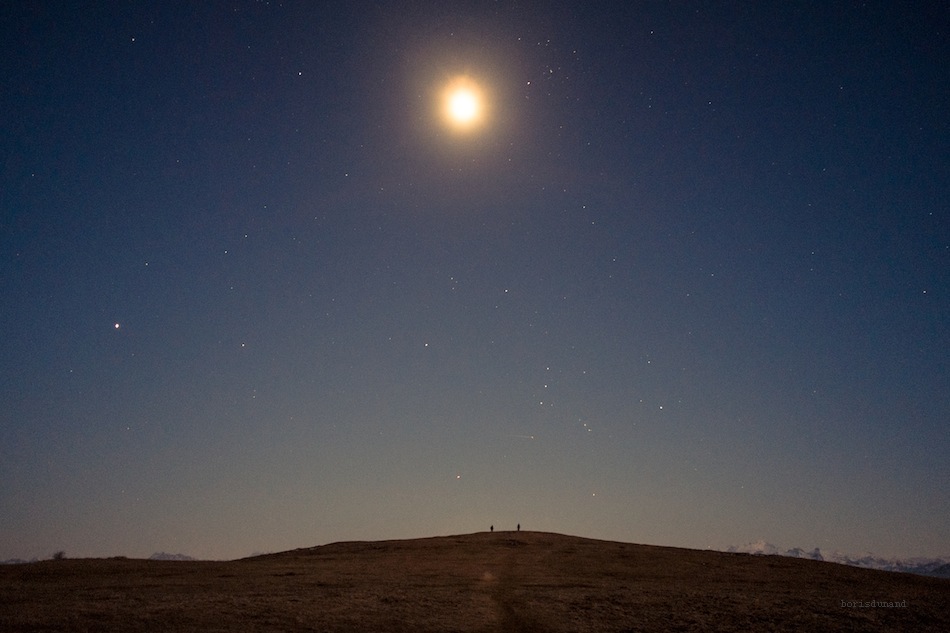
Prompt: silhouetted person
<box><xmin>517</xmin><ymin>523</ymin><xmax>520</xmax><ymax>532</ymax></box>
<box><xmin>490</xmin><ymin>525</ymin><xmax>493</xmax><ymax>532</ymax></box>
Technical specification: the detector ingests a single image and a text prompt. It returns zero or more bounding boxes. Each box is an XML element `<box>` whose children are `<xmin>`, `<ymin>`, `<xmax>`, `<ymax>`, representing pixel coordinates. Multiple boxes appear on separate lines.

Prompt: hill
<box><xmin>1</xmin><ymin>531</ymin><xmax>947</xmax><ymax>631</ymax></box>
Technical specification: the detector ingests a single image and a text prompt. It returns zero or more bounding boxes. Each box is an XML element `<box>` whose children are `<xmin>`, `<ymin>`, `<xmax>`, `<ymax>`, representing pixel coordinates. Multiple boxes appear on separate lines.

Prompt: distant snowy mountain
<box><xmin>5</xmin><ymin>553</ymin><xmax>197</xmax><ymax>563</ymax></box>
<box><xmin>726</xmin><ymin>541</ymin><xmax>950</xmax><ymax>578</ymax></box>
<box><xmin>728</xmin><ymin>540</ymin><xmax>783</xmax><ymax>557</ymax></box>
<box><xmin>149</xmin><ymin>552</ymin><xmax>195</xmax><ymax>561</ymax></box>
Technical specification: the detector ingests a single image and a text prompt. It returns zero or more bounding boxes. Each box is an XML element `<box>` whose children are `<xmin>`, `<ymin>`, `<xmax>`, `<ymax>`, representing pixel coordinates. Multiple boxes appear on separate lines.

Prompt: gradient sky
<box><xmin>2</xmin><ymin>2</ymin><xmax>948</xmax><ymax>561</ymax></box>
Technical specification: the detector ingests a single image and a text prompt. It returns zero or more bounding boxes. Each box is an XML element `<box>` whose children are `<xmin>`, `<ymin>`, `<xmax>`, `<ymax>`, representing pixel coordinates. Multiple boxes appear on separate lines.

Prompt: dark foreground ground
<box><xmin>1</xmin><ymin>531</ymin><xmax>947</xmax><ymax>632</ymax></box>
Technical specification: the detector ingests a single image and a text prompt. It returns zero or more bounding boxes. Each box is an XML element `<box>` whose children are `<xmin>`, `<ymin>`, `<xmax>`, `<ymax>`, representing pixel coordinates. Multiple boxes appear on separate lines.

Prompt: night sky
<box><xmin>2</xmin><ymin>2</ymin><xmax>948</xmax><ymax>561</ymax></box>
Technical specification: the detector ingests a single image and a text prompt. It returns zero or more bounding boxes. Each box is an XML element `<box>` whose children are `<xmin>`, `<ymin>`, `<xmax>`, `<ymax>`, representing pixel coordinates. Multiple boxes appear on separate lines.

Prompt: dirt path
<box><xmin>489</xmin><ymin>538</ymin><xmax>547</xmax><ymax>633</ymax></box>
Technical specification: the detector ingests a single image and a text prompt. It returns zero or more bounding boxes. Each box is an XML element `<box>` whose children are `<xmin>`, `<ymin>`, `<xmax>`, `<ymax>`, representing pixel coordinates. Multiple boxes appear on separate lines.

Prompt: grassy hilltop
<box><xmin>1</xmin><ymin>531</ymin><xmax>947</xmax><ymax>631</ymax></box>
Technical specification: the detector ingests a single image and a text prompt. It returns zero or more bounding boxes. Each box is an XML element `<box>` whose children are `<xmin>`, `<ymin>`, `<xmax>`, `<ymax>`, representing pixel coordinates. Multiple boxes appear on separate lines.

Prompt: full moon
<box><xmin>449</xmin><ymin>89</ymin><xmax>478</xmax><ymax>122</ymax></box>
<box><xmin>441</xmin><ymin>75</ymin><xmax>485</xmax><ymax>131</ymax></box>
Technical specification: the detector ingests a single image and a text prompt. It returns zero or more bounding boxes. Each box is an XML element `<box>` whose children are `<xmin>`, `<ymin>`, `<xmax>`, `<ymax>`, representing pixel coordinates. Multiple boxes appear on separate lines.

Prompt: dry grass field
<box><xmin>1</xmin><ymin>531</ymin><xmax>947</xmax><ymax>632</ymax></box>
